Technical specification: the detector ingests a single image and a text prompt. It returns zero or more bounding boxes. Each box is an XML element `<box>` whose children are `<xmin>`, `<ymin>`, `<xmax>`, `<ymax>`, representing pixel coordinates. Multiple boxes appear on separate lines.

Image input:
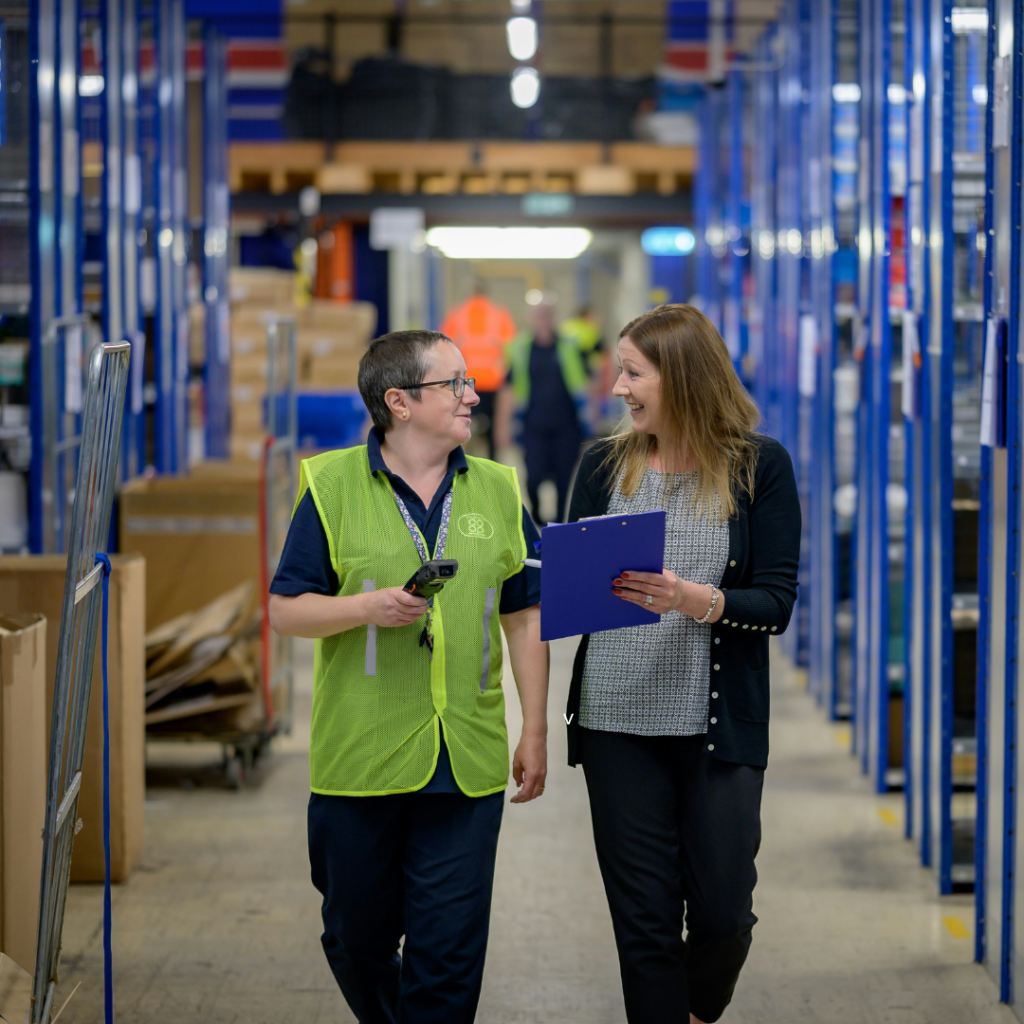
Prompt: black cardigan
<box><xmin>565</xmin><ymin>434</ymin><xmax>801</xmax><ymax>769</ymax></box>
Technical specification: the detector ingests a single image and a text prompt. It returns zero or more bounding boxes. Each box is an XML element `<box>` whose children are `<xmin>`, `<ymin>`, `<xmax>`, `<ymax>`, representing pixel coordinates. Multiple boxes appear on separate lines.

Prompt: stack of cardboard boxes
<box><xmin>0</xmin><ymin>552</ymin><xmax>147</xmax><ymax>944</ymax></box>
<box><xmin>228</xmin><ymin>268</ymin><xmax>376</xmax><ymax>462</ymax></box>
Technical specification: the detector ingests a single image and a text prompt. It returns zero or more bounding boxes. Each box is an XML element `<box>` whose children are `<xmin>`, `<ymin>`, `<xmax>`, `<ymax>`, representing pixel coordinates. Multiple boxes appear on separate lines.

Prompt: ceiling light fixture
<box><xmin>950</xmin><ymin>7</ymin><xmax>988</xmax><ymax>33</ymax></box>
<box><xmin>79</xmin><ymin>74</ymin><xmax>104</xmax><ymax>96</ymax></box>
<box><xmin>426</xmin><ymin>227</ymin><xmax>592</xmax><ymax>260</ymax></box>
<box><xmin>832</xmin><ymin>82</ymin><xmax>861</xmax><ymax>104</ymax></box>
<box><xmin>506</xmin><ymin>16</ymin><xmax>538</xmax><ymax>61</ymax></box>
<box><xmin>510</xmin><ymin>66</ymin><xmax>541</xmax><ymax>109</ymax></box>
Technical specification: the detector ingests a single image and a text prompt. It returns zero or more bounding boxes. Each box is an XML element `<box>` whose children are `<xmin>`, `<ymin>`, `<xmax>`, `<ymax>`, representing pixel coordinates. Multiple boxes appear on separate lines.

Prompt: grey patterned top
<box><xmin>579</xmin><ymin>468</ymin><xmax>730</xmax><ymax>736</ymax></box>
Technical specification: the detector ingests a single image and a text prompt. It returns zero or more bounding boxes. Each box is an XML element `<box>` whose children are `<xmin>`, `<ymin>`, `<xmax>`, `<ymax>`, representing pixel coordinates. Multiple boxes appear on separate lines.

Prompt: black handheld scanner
<box><xmin>403</xmin><ymin>559</ymin><xmax>459</xmax><ymax>598</ymax></box>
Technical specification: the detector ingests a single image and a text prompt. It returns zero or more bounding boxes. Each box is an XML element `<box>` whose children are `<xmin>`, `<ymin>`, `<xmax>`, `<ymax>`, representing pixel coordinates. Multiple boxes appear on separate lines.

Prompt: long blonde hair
<box><xmin>605</xmin><ymin>304</ymin><xmax>760</xmax><ymax>520</ymax></box>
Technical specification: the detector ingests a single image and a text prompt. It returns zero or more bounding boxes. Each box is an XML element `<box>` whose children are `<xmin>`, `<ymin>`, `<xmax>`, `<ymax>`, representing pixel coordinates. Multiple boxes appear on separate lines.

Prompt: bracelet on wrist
<box><xmin>695</xmin><ymin>585</ymin><xmax>719</xmax><ymax>625</ymax></box>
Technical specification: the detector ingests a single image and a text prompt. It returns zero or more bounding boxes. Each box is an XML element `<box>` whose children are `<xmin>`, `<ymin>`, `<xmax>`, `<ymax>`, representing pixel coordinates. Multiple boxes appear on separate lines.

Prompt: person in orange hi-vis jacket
<box><xmin>440</xmin><ymin>285</ymin><xmax>518</xmax><ymax>461</ymax></box>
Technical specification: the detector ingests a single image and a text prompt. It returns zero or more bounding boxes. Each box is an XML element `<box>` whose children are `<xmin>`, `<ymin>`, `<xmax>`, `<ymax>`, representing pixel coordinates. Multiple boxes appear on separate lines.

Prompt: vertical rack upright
<box><xmin>981</xmin><ymin>0</ymin><xmax>1023</xmax><ymax>1000</ymax></box>
<box><xmin>29</xmin><ymin>0</ymin><xmax>91</xmax><ymax>554</ymax></box>
<box><xmin>202</xmin><ymin>24</ymin><xmax>230</xmax><ymax>458</ymax></box>
<box><xmin>904</xmin><ymin>0</ymin><xmax>934</xmax><ymax>861</ymax></box>
<box><xmin>806</xmin><ymin>0</ymin><xmax>840</xmax><ymax>716</ymax></box>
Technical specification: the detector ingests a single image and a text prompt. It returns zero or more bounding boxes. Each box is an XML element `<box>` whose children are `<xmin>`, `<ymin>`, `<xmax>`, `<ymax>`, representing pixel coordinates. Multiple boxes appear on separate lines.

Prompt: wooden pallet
<box><xmin>229</xmin><ymin>140</ymin><xmax>694</xmax><ymax>197</ymax></box>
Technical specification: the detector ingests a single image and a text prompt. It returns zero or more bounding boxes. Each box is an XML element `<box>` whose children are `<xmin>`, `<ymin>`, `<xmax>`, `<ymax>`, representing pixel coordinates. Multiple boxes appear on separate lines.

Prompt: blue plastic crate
<box><xmin>264</xmin><ymin>391</ymin><xmax>368</xmax><ymax>450</ymax></box>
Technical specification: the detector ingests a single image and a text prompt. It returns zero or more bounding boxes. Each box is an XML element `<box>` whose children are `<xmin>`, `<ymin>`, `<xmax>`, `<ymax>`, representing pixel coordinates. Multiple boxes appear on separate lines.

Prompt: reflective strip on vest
<box><xmin>480</xmin><ymin>587</ymin><xmax>497</xmax><ymax>693</ymax></box>
<box><xmin>362</xmin><ymin>580</ymin><xmax>377</xmax><ymax>676</ymax></box>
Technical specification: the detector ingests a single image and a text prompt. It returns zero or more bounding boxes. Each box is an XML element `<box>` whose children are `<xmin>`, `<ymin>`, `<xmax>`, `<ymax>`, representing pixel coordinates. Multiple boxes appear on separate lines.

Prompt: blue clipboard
<box><xmin>538</xmin><ymin>510</ymin><xmax>666</xmax><ymax>641</ymax></box>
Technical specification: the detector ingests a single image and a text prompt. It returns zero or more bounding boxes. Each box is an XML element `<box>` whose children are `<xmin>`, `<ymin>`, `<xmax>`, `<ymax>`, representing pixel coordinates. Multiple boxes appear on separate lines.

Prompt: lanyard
<box><xmin>391</xmin><ymin>485</ymin><xmax>454</xmax><ymax>658</ymax></box>
<box><xmin>393</xmin><ymin>487</ymin><xmax>453</xmax><ymax>563</ymax></box>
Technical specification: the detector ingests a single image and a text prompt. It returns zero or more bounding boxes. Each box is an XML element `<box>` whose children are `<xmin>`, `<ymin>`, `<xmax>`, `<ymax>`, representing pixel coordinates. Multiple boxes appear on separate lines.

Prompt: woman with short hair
<box><xmin>565</xmin><ymin>304</ymin><xmax>801</xmax><ymax>1024</ymax></box>
<box><xmin>269</xmin><ymin>329</ymin><xmax>548</xmax><ymax>1024</ymax></box>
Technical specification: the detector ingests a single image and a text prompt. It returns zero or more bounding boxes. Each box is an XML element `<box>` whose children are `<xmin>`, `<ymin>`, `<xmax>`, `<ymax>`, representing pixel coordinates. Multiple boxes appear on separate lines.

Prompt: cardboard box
<box><xmin>230</xmin><ymin>308</ymin><xmax>296</xmax><ymax>356</ymax></box>
<box><xmin>230</xmin><ymin>352</ymin><xmax>269</xmax><ymax>386</ymax></box>
<box><xmin>0</xmin><ymin>557</ymin><xmax>146</xmax><ymax>884</ymax></box>
<box><xmin>119</xmin><ymin>476</ymin><xmax>261</xmax><ymax>629</ymax></box>
<box><xmin>232</xmin><ymin>397</ymin><xmax>264</xmax><ymax>435</ymax></box>
<box><xmin>0</xmin><ymin>953</ymin><xmax>32</xmax><ymax>1024</ymax></box>
<box><xmin>306</xmin><ymin>300</ymin><xmax>376</xmax><ymax>339</ymax></box>
<box><xmin>0</xmin><ymin>613</ymin><xmax>45</xmax><ymax>973</ymax></box>
<box><xmin>229</xmin><ymin>268</ymin><xmax>295</xmax><ymax>307</ymax></box>
<box><xmin>229</xmin><ymin>434</ymin><xmax>267</xmax><ymax>463</ymax></box>
<box><xmin>230</xmin><ymin>382</ymin><xmax>262</xmax><ymax>406</ymax></box>
<box><xmin>299</xmin><ymin>357</ymin><xmax>360</xmax><ymax>390</ymax></box>
<box><xmin>188</xmin><ymin>459</ymin><xmax>262</xmax><ymax>483</ymax></box>
<box><xmin>296</xmin><ymin>329</ymin><xmax>364</xmax><ymax>389</ymax></box>
<box><xmin>296</xmin><ymin>329</ymin><xmax>366</xmax><ymax>359</ymax></box>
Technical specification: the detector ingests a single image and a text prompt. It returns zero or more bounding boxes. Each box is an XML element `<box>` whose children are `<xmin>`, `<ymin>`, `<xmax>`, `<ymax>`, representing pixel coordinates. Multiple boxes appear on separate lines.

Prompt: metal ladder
<box><xmin>32</xmin><ymin>341</ymin><xmax>131</xmax><ymax>1023</ymax></box>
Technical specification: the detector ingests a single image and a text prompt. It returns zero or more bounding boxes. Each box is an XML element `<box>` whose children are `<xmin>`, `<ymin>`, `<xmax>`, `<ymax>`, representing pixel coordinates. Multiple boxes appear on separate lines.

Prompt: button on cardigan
<box><xmin>564</xmin><ymin>434</ymin><xmax>801</xmax><ymax>769</ymax></box>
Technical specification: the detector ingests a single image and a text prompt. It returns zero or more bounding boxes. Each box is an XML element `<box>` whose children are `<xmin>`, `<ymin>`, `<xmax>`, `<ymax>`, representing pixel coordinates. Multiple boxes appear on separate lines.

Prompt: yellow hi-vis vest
<box><xmin>296</xmin><ymin>445</ymin><xmax>528</xmax><ymax>797</ymax></box>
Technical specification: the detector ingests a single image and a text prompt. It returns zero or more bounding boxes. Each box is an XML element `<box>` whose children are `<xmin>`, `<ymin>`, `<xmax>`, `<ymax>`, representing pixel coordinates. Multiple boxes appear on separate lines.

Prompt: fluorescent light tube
<box><xmin>426</xmin><ymin>227</ymin><xmax>592</xmax><ymax>260</ymax></box>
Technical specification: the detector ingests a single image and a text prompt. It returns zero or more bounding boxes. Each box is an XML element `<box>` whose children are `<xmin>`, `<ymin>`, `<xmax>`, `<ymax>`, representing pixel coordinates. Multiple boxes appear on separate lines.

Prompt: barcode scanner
<box><xmin>403</xmin><ymin>559</ymin><xmax>459</xmax><ymax>598</ymax></box>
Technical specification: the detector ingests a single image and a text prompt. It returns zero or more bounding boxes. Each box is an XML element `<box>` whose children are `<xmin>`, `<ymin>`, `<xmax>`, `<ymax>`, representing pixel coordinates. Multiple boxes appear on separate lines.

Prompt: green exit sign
<box><xmin>521</xmin><ymin>193</ymin><xmax>575</xmax><ymax>217</ymax></box>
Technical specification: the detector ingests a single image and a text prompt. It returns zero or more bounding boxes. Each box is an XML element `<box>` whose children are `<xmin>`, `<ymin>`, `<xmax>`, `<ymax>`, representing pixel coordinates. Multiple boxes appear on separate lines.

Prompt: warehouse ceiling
<box><xmin>284</xmin><ymin>0</ymin><xmax>786</xmax><ymax>81</ymax></box>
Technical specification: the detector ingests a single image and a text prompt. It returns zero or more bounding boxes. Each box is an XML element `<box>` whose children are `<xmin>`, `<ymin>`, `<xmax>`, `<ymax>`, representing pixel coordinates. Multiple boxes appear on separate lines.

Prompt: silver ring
<box><xmin>645</xmin><ymin>594</ymin><xmax>653</xmax><ymax>607</ymax></box>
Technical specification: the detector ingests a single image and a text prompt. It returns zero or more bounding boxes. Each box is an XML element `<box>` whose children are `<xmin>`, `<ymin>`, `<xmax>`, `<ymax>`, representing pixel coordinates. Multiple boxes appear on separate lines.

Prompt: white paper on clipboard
<box><xmin>980</xmin><ymin>318</ymin><xmax>999</xmax><ymax>448</ymax></box>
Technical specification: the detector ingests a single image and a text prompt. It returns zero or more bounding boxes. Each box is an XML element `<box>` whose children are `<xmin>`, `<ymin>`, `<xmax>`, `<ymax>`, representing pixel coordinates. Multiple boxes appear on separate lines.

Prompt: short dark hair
<box><xmin>358</xmin><ymin>329</ymin><xmax>450</xmax><ymax>432</ymax></box>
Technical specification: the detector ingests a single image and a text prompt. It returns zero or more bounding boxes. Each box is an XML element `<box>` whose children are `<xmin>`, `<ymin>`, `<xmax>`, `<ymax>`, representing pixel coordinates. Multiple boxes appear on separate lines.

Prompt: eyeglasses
<box><xmin>396</xmin><ymin>377</ymin><xmax>477</xmax><ymax>398</ymax></box>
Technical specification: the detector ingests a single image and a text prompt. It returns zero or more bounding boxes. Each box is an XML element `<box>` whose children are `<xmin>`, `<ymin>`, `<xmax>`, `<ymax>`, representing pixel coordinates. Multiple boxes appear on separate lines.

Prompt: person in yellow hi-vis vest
<box><xmin>268</xmin><ymin>329</ymin><xmax>548</xmax><ymax>1024</ymax></box>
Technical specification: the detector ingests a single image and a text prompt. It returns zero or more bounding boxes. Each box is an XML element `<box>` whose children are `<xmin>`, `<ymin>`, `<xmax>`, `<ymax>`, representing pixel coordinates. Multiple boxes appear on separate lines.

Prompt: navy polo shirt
<box><xmin>271</xmin><ymin>428</ymin><xmax>541</xmax><ymax>793</ymax></box>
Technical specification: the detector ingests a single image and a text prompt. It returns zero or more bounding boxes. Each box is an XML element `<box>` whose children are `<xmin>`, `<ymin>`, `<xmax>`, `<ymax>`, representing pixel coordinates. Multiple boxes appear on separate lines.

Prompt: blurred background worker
<box><xmin>559</xmin><ymin>306</ymin><xmax>604</xmax><ymax>375</ymax></box>
<box><xmin>559</xmin><ymin>305</ymin><xmax>609</xmax><ymax>435</ymax></box>
<box><xmin>441</xmin><ymin>284</ymin><xmax>518</xmax><ymax>460</ymax></box>
<box><xmin>497</xmin><ymin>302</ymin><xmax>591</xmax><ymax>526</ymax></box>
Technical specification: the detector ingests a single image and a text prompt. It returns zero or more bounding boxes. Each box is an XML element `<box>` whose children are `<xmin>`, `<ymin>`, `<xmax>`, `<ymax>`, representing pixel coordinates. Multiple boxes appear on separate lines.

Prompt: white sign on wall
<box><xmin>370</xmin><ymin>208</ymin><xmax>425</xmax><ymax>251</ymax></box>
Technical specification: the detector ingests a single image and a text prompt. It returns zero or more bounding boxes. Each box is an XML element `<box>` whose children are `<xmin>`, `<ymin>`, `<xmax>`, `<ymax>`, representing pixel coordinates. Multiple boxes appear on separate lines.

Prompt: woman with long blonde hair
<box><xmin>565</xmin><ymin>304</ymin><xmax>800</xmax><ymax>1024</ymax></box>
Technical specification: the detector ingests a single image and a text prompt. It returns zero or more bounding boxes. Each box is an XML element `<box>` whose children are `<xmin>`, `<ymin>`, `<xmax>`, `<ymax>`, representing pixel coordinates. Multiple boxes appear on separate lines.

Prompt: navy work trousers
<box><xmin>522</xmin><ymin>423</ymin><xmax>582</xmax><ymax>525</ymax></box>
<box><xmin>578</xmin><ymin>728</ymin><xmax>763</xmax><ymax>1024</ymax></box>
<box><xmin>308</xmin><ymin>790</ymin><xmax>504</xmax><ymax>1024</ymax></box>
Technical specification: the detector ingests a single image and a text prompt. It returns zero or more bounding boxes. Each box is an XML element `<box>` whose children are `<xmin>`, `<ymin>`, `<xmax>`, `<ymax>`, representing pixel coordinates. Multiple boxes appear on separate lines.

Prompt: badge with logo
<box><xmin>458</xmin><ymin>513</ymin><xmax>494</xmax><ymax>540</ymax></box>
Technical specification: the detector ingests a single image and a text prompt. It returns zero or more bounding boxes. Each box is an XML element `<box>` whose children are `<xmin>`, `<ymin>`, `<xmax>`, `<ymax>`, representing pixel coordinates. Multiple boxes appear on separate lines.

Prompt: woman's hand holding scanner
<box><xmin>268</xmin><ymin>588</ymin><xmax>428</xmax><ymax>638</ymax></box>
<box><xmin>366</xmin><ymin>588</ymin><xmax>429</xmax><ymax>628</ymax></box>
<box><xmin>611</xmin><ymin>569</ymin><xmax>726</xmax><ymax>623</ymax></box>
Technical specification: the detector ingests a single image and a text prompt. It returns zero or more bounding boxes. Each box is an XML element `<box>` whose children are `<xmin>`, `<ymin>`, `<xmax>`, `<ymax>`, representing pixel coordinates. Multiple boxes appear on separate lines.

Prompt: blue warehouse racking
<box><xmin>22</xmin><ymin>0</ymin><xmax>232</xmax><ymax>557</ymax></box>
<box><xmin>705</xmin><ymin>0</ymin><xmax>1004</xmax><ymax>921</ymax></box>
<box><xmin>714</xmin><ymin>0</ymin><xmax>1024</xmax><ymax>1008</ymax></box>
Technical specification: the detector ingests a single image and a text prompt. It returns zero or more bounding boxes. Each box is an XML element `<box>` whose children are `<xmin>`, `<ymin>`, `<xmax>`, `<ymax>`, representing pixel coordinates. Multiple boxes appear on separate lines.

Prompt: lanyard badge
<box><xmin>393</xmin><ymin>487</ymin><xmax>454</xmax><ymax>659</ymax></box>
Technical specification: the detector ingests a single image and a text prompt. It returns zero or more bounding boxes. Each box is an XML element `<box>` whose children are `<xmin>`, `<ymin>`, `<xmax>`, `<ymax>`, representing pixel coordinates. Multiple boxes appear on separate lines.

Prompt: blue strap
<box><xmin>94</xmin><ymin>552</ymin><xmax>113</xmax><ymax>1024</ymax></box>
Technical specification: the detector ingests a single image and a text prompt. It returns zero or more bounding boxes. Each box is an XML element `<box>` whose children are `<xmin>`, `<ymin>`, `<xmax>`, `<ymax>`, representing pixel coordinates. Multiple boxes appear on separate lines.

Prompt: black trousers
<box><xmin>308</xmin><ymin>791</ymin><xmax>504</xmax><ymax>1024</ymax></box>
<box><xmin>522</xmin><ymin>423</ymin><xmax>582</xmax><ymax>525</ymax></box>
<box><xmin>578</xmin><ymin>728</ymin><xmax>763</xmax><ymax>1024</ymax></box>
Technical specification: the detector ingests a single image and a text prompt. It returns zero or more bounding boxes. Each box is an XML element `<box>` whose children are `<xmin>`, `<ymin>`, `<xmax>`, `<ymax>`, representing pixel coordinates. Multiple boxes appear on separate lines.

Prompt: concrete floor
<box><xmin>54</xmin><ymin>638</ymin><xmax>1016</xmax><ymax>1024</ymax></box>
